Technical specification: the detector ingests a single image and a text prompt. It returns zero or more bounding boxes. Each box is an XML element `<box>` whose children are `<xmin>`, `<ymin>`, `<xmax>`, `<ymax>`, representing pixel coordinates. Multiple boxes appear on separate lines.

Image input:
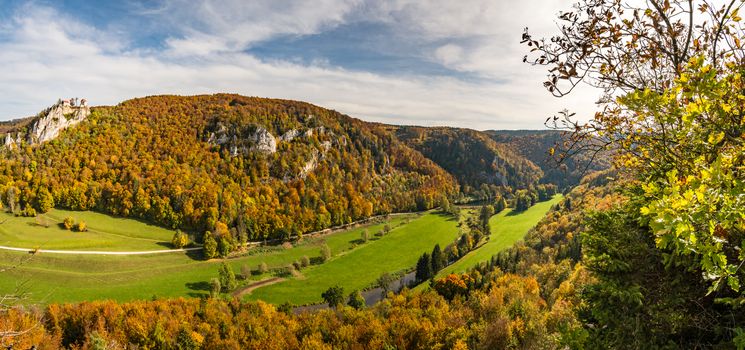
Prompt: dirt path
<box><xmin>232</xmin><ymin>277</ymin><xmax>285</xmax><ymax>298</ymax></box>
<box><xmin>0</xmin><ymin>245</ymin><xmax>203</xmax><ymax>255</ymax></box>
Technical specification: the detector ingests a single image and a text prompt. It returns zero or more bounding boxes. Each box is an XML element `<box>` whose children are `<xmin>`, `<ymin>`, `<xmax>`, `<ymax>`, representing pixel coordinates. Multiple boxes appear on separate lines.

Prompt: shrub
<box><xmin>258</xmin><ymin>262</ymin><xmax>268</xmax><ymax>274</ymax></box>
<box><xmin>21</xmin><ymin>207</ymin><xmax>36</xmax><ymax>217</ymax></box>
<box><xmin>74</xmin><ymin>221</ymin><xmax>87</xmax><ymax>232</ymax></box>
<box><xmin>347</xmin><ymin>290</ymin><xmax>366</xmax><ymax>310</ymax></box>
<box><xmin>361</xmin><ymin>229</ymin><xmax>369</xmax><ymax>242</ymax></box>
<box><xmin>171</xmin><ymin>230</ymin><xmax>189</xmax><ymax>249</ymax></box>
<box><xmin>321</xmin><ymin>285</ymin><xmax>345</xmax><ymax>308</ymax></box>
<box><xmin>319</xmin><ymin>244</ymin><xmax>331</xmax><ymax>263</ymax></box>
<box><xmin>300</xmin><ymin>255</ymin><xmax>310</xmax><ymax>267</ymax></box>
<box><xmin>209</xmin><ymin>278</ymin><xmax>221</xmax><ymax>298</ymax></box>
<box><xmin>240</xmin><ymin>265</ymin><xmax>251</xmax><ymax>280</ymax></box>
<box><xmin>63</xmin><ymin>217</ymin><xmax>75</xmax><ymax>230</ymax></box>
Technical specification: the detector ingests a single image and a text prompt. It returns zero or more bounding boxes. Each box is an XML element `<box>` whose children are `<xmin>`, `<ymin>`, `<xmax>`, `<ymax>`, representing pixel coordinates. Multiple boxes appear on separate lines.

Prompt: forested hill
<box><xmin>391</xmin><ymin>126</ymin><xmax>543</xmax><ymax>195</ymax></box>
<box><xmin>0</xmin><ymin>94</ymin><xmax>457</xmax><ymax>240</ymax></box>
<box><xmin>487</xmin><ymin>130</ymin><xmax>610</xmax><ymax>189</ymax></box>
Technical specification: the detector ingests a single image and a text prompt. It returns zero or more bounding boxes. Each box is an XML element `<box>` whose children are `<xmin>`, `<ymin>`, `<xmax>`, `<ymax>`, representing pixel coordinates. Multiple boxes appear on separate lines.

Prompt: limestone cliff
<box><xmin>4</xmin><ymin>100</ymin><xmax>90</xmax><ymax>149</ymax></box>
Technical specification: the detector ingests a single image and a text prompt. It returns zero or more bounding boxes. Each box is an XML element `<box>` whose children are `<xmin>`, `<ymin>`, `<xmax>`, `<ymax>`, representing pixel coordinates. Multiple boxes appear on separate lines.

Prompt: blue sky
<box><xmin>0</xmin><ymin>0</ymin><xmax>598</xmax><ymax>129</ymax></box>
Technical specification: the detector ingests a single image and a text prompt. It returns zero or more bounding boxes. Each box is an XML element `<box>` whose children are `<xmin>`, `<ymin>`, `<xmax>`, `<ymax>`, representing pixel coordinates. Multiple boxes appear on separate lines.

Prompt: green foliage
<box><xmin>430</xmin><ymin>244</ymin><xmax>446</xmax><ymax>273</ymax></box>
<box><xmin>347</xmin><ymin>290</ymin><xmax>365</xmax><ymax>309</ymax></box>
<box><xmin>479</xmin><ymin>204</ymin><xmax>494</xmax><ymax>233</ymax></box>
<box><xmin>218</xmin><ymin>262</ymin><xmax>236</xmax><ymax>292</ymax></box>
<box><xmin>395</xmin><ymin>126</ymin><xmax>543</xmax><ymax>195</ymax></box>
<box><xmin>319</xmin><ymin>243</ymin><xmax>331</xmax><ymax>263</ymax></box>
<box><xmin>208</xmin><ymin>278</ymin><xmax>220</xmax><ymax>298</ymax></box>
<box><xmin>240</xmin><ymin>264</ymin><xmax>251</xmax><ymax>280</ymax></box>
<box><xmin>360</xmin><ymin>229</ymin><xmax>369</xmax><ymax>243</ymax></box>
<box><xmin>35</xmin><ymin>187</ymin><xmax>54</xmax><ymax>213</ymax></box>
<box><xmin>171</xmin><ymin>230</ymin><xmax>189</xmax><ymax>249</ymax></box>
<box><xmin>376</xmin><ymin>272</ymin><xmax>395</xmax><ymax>295</ymax></box>
<box><xmin>202</xmin><ymin>232</ymin><xmax>218</xmax><ymax>259</ymax></box>
<box><xmin>258</xmin><ymin>262</ymin><xmax>268</xmax><ymax>274</ymax></box>
<box><xmin>415</xmin><ymin>253</ymin><xmax>432</xmax><ymax>282</ymax></box>
<box><xmin>321</xmin><ymin>285</ymin><xmax>345</xmax><ymax>308</ymax></box>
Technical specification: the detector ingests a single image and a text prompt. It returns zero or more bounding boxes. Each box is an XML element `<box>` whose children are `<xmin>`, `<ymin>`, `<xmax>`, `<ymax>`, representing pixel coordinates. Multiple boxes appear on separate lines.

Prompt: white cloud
<box><xmin>0</xmin><ymin>1</ymin><xmax>601</xmax><ymax>130</ymax></box>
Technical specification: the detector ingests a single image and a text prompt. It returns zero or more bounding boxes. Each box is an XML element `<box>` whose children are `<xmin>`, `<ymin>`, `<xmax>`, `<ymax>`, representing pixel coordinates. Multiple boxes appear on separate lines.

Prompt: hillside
<box><xmin>487</xmin><ymin>130</ymin><xmax>610</xmax><ymax>189</ymax></box>
<box><xmin>391</xmin><ymin>126</ymin><xmax>543</xmax><ymax>196</ymax></box>
<box><xmin>0</xmin><ymin>94</ymin><xmax>457</xmax><ymax>241</ymax></box>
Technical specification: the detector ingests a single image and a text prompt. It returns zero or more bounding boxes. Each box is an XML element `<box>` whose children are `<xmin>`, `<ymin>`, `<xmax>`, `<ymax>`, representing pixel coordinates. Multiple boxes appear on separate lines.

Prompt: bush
<box><xmin>292</xmin><ymin>260</ymin><xmax>302</xmax><ymax>271</ymax></box>
<box><xmin>21</xmin><ymin>207</ymin><xmax>36</xmax><ymax>217</ymax></box>
<box><xmin>63</xmin><ymin>217</ymin><xmax>75</xmax><ymax>230</ymax></box>
<box><xmin>321</xmin><ymin>285</ymin><xmax>345</xmax><ymax>308</ymax></box>
<box><xmin>209</xmin><ymin>278</ymin><xmax>221</xmax><ymax>298</ymax></box>
<box><xmin>361</xmin><ymin>229</ymin><xmax>369</xmax><ymax>242</ymax></box>
<box><xmin>319</xmin><ymin>244</ymin><xmax>331</xmax><ymax>263</ymax></box>
<box><xmin>300</xmin><ymin>255</ymin><xmax>310</xmax><ymax>267</ymax></box>
<box><xmin>171</xmin><ymin>230</ymin><xmax>189</xmax><ymax>249</ymax></box>
<box><xmin>74</xmin><ymin>221</ymin><xmax>87</xmax><ymax>232</ymax></box>
<box><xmin>258</xmin><ymin>262</ymin><xmax>268</xmax><ymax>274</ymax></box>
<box><xmin>347</xmin><ymin>290</ymin><xmax>366</xmax><ymax>310</ymax></box>
<box><xmin>218</xmin><ymin>237</ymin><xmax>232</xmax><ymax>257</ymax></box>
<box><xmin>240</xmin><ymin>265</ymin><xmax>251</xmax><ymax>280</ymax></box>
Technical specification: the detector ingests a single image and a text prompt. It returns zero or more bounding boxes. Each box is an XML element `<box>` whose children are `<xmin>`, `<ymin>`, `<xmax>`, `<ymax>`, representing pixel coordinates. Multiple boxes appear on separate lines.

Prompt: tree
<box><xmin>321</xmin><ymin>285</ymin><xmax>345</xmax><ymax>308</ymax></box>
<box><xmin>240</xmin><ymin>264</ymin><xmax>251</xmax><ymax>280</ymax></box>
<box><xmin>74</xmin><ymin>221</ymin><xmax>87</xmax><ymax>232</ymax></box>
<box><xmin>439</xmin><ymin>195</ymin><xmax>451</xmax><ymax>213</ymax></box>
<box><xmin>319</xmin><ymin>243</ymin><xmax>331</xmax><ymax>263</ymax></box>
<box><xmin>203</xmin><ymin>231</ymin><xmax>218</xmax><ymax>259</ymax></box>
<box><xmin>63</xmin><ymin>216</ymin><xmax>75</xmax><ymax>230</ymax></box>
<box><xmin>209</xmin><ymin>278</ymin><xmax>221</xmax><ymax>298</ymax></box>
<box><xmin>36</xmin><ymin>187</ymin><xmax>54</xmax><ymax>213</ymax></box>
<box><xmin>218</xmin><ymin>236</ymin><xmax>232</xmax><ymax>258</ymax></box>
<box><xmin>218</xmin><ymin>262</ymin><xmax>236</xmax><ymax>292</ymax></box>
<box><xmin>416</xmin><ymin>253</ymin><xmax>433</xmax><ymax>282</ymax></box>
<box><xmin>479</xmin><ymin>205</ymin><xmax>494</xmax><ymax>233</ymax></box>
<box><xmin>171</xmin><ymin>230</ymin><xmax>189</xmax><ymax>249</ymax></box>
<box><xmin>361</xmin><ymin>229</ymin><xmax>369</xmax><ymax>243</ymax></box>
<box><xmin>347</xmin><ymin>290</ymin><xmax>365</xmax><ymax>310</ymax></box>
<box><xmin>432</xmin><ymin>273</ymin><xmax>474</xmax><ymax>301</ymax></box>
<box><xmin>431</xmin><ymin>244</ymin><xmax>446</xmax><ymax>273</ymax></box>
<box><xmin>376</xmin><ymin>272</ymin><xmax>396</xmax><ymax>295</ymax></box>
<box><xmin>494</xmin><ymin>196</ymin><xmax>507</xmax><ymax>213</ymax></box>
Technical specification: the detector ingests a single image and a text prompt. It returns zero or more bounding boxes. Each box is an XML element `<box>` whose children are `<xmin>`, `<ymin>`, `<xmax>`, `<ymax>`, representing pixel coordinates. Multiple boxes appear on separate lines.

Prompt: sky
<box><xmin>0</xmin><ymin>0</ymin><xmax>601</xmax><ymax>130</ymax></box>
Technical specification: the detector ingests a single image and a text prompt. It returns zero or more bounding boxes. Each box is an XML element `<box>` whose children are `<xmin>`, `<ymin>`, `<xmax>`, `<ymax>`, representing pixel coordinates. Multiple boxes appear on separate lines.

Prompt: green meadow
<box><xmin>0</xmin><ymin>211</ymin><xmax>461</xmax><ymax>305</ymax></box>
<box><xmin>436</xmin><ymin>195</ymin><xmax>563</xmax><ymax>277</ymax></box>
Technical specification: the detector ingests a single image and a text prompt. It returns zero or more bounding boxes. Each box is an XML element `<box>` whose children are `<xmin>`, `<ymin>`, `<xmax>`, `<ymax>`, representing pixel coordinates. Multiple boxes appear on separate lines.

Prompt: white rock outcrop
<box><xmin>29</xmin><ymin>102</ymin><xmax>90</xmax><ymax>144</ymax></box>
<box><xmin>247</xmin><ymin>126</ymin><xmax>277</xmax><ymax>154</ymax></box>
<box><xmin>3</xmin><ymin>100</ymin><xmax>90</xmax><ymax>149</ymax></box>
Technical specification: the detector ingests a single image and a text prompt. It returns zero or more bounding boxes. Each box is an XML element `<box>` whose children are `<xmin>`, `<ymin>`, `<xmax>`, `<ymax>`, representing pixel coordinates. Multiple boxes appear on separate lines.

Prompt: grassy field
<box><xmin>246</xmin><ymin>212</ymin><xmax>459</xmax><ymax>305</ymax></box>
<box><xmin>0</xmin><ymin>212</ymin><xmax>449</xmax><ymax>304</ymax></box>
<box><xmin>0</xmin><ymin>209</ymin><xmax>176</xmax><ymax>251</ymax></box>
<box><xmin>436</xmin><ymin>195</ymin><xmax>563</xmax><ymax>277</ymax></box>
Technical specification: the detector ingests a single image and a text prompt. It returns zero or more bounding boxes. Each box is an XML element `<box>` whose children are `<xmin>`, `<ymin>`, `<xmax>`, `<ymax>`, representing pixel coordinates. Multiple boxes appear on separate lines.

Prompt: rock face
<box><xmin>208</xmin><ymin>123</ymin><xmax>278</xmax><ymax>155</ymax></box>
<box><xmin>4</xmin><ymin>100</ymin><xmax>90</xmax><ymax>149</ymax></box>
<box><xmin>248</xmin><ymin>126</ymin><xmax>277</xmax><ymax>154</ymax></box>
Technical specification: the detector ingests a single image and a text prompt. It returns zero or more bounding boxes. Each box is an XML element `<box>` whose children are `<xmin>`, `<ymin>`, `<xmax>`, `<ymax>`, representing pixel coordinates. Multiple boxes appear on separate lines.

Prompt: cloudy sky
<box><xmin>0</xmin><ymin>0</ymin><xmax>600</xmax><ymax>129</ymax></box>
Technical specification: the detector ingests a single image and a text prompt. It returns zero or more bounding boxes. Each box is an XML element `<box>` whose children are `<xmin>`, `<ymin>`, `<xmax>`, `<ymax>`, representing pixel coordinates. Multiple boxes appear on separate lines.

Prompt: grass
<box><xmin>435</xmin><ymin>195</ymin><xmax>564</xmax><ymax>277</ymax></box>
<box><xmin>0</xmin><ymin>213</ymin><xmax>424</xmax><ymax>304</ymax></box>
<box><xmin>246</xmin><ymin>212</ymin><xmax>460</xmax><ymax>305</ymax></box>
<box><xmin>0</xmin><ymin>209</ymin><xmax>176</xmax><ymax>251</ymax></box>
